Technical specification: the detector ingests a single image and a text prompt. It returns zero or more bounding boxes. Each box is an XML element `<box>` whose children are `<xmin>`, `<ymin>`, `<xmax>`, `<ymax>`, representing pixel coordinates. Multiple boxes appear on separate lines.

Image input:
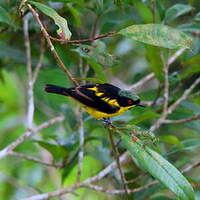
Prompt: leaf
<box><xmin>0</xmin><ymin>6</ymin><xmax>11</xmax><ymax>25</ymax></box>
<box><xmin>159</xmin><ymin>135</ymin><xmax>183</xmax><ymax>146</ymax></box>
<box><xmin>119</xmin><ymin>24</ymin><xmax>193</xmax><ymax>49</ymax></box>
<box><xmin>128</xmin><ymin>110</ymin><xmax>160</xmax><ymax>124</ymax></box>
<box><xmin>178</xmin><ymin>23</ymin><xmax>200</xmax><ymax>33</ymax></box>
<box><xmin>29</xmin><ymin>1</ymin><xmax>72</xmax><ymax>40</ymax></box>
<box><xmin>164</xmin><ymin>4</ymin><xmax>193</xmax><ymax>23</ymax></box>
<box><xmin>122</xmin><ymin>134</ymin><xmax>195</xmax><ymax>200</ymax></box>
<box><xmin>35</xmin><ymin>140</ymin><xmax>66</xmax><ymax>160</ymax></box>
<box><xmin>87</xmin><ymin>59</ymin><xmax>107</xmax><ymax>82</ymax></box>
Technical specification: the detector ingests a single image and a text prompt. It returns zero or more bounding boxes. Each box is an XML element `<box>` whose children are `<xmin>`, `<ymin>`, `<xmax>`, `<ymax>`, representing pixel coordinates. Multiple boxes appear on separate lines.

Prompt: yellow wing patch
<box><xmin>96</xmin><ymin>92</ymin><xmax>104</xmax><ymax>97</ymax></box>
<box><xmin>101</xmin><ymin>97</ymin><xmax>120</xmax><ymax>107</ymax></box>
<box><xmin>108</xmin><ymin>99</ymin><xmax>120</xmax><ymax>107</ymax></box>
<box><xmin>88</xmin><ymin>87</ymin><xmax>98</xmax><ymax>92</ymax></box>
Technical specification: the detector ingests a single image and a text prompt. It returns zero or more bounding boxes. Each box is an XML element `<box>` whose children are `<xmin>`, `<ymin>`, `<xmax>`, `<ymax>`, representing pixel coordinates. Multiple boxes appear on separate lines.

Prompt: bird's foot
<box><xmin>100</xmin><ymin>118</ymin><xmax>114</xmax><ymax>129</ymax></box>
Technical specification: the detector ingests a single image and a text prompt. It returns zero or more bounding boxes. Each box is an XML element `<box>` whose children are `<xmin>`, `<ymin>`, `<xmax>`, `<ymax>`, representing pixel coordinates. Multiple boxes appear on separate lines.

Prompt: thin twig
<box><xmin>77</xmin><ymin>111</ymin><xmax>84</xmax><ymax>182</ymax></box>
<box><xmin>23</xmin><ymin>13</ymin><xmax>34</xmax><ymax>129</ymax></box>
<box><xmin>163</xmin><ymin>114</ymin><xmax>200</xmax><ymax>124</ymax></box>
<box><xmin>27</xmin><ymin>4</ymin><xmax>79</xmax><ymax>86</ymax></box>
<box><xmin>84</xmin><ymin>180</ymin><xmax>157</xmax><ymax>195</ymax></box>
<box><xmin>0</xmin><ymin>116</ymin><xmax>64</xmax><ymax>159</ymax></box>
<box><xmin>149</xmin><ymin>49</ymin><xmax>195</xmax><ymax>132</ymax></box>
<box><xmin>8</xmin><ymin>151</ymin><xmax>63</xmax><ymax>168</ymax></box>
<box><xmin>49</xmin><ymin>30</ymin><xmax>118</xmax><ymax>44</ymax></box>
<box><xmin>108</xmin><ymin>129</ymin><xmax>129</xmax><ymax>195</ymax></box>
<box><xmin>23</xmin><ymin>156</ymin><xmax>200</xmax><ymax>200</ymax></box>
<box><xmin>167</xmin><ymin>48</ymin><xmax>185</xmax><ymax>65</ymax></box>
<box><xmin>167</xmin><ymin>76</ymin><xmax>200</xmax><ymax>115</ymax></box>
<box><xmin>33</xmin><ymin>38</ymin><xmax>45</xmax><ymax>84</ymax></box>
<box><xmin>161</xmin><ymin>52</ymin><xmax>169</xmax><ymax>114</ymax></box>
<box><xmin>128</xmin><ymin>73</ymin><xmax>155</xmax><ymax>91</ymax></box>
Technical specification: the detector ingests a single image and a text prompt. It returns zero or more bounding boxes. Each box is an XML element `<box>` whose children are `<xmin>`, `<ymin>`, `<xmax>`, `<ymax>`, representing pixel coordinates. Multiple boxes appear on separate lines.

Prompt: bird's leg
<box><xmin>101</xmin><ymin>117</ymin><xmax>113</xmax><ymax>127</ymax></box>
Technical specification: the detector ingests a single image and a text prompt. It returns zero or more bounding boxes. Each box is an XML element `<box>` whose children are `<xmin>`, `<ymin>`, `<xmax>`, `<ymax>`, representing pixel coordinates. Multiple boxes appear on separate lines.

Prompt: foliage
<box><xmin>0</xmin><ymin>0</ymin><xmax>200</xmax><ymax>200</ymax></box>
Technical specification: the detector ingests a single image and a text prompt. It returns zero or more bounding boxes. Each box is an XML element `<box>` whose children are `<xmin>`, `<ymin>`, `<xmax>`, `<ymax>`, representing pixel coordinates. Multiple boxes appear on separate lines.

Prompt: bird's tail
<box><xmin>44</xmin><ymin>84</ymin><xmax>70</xmax><ymax>96</ymax></box>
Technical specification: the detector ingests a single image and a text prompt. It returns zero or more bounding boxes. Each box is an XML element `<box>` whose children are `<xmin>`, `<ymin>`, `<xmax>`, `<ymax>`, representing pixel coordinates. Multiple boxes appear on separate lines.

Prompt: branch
<box><xmin>77</xmin><ymin>110</ymin><xmax>84</xmax><ymax>182</ymax></box>
<box><xmin>8</xmin><ymin>151</ymin><xmax>63</xmax><ymax>168</ymax></box>
<box><xmin>161</xmin><ymin>53</ymin><xmax>169</xmax><ymax>114</ymax></box>
<box><xmin>129</xmin><ymin>73</ymin><xmax>155</xmax><ymax>91</ymax></box>
<box><xmin>108</xmin><ymin>128</ymin><xmax>128</xmax><ymax>195</ymax></box>
<box><xmin>0</xmin><ymin>116</ymin><xmax>64</xmax><ymax>159</ymax></box>
<box><xmin>84</xmin><ymin>181</ymin><xmax>157</xmax><ymax>195</ymax></box>
<box><xmin>23</xmin><ymin>13</ymin><xmax>34</xmax><ymax>129</ymax></box>
<box><xmin>27</xmin><ymin>4</ymin><xmax>79</xmax><ymax>86</ymax></box>
<box><xmin>162</xmin><ymin>114</ymin><xmax>200</xmax><ymax>124</ymax></box>
<box><xmin>49</xmin><ymin>30</ymin><xmax>118</xmax><ymax>44</ymax></box>
<box><xmin>167</xmin><ymin>76</ymin><xmax>200</xmax><ymax>115</ymax></box>
<box><xmin>167</xmin><ymin>48</ymin><xmax>185</xmax><ymax>66</ymax></box>
<box><xmin>23</xmin><ymin>157</ymin><xmax>200</xmax><ymax>199</ymax></box>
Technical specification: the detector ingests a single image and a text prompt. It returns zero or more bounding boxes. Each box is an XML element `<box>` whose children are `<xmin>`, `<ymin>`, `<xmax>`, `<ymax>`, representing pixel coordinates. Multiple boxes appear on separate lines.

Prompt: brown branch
<box><xmin>108</xmin><ymin>128</ymin><xmax>129</xmax><ymax>195</ymax></box>
<box><xmin>0</xmin><ymin>116</ymin><xmax>64</xmax><ymax>159</ymax></box>
<box><xmin>84</xmin><ymin>181</ymin><xmax>157</xmax><ymax>195</ymax></box>
<box><xmin>23</xmin><ymin>157</ymin><xmax>200</xmax><ymax>199</ymax></box>
<box><xmin>8</xmin><ymin>151</ymin><xmax>63</xmax><ymax>168</ymax></box>
<box><xmin>49</xmin><ymin>30</ymin><xmax>118</xmax><ymax>44</ymax></box>
<box><xmin>161</xmin><ymin>53</ymin><xmax>169</xmax><ymax>114</ymax></box>
<box><xmin>163</xmin><ymin>114</ymin><xmax>200</xmax><ymax>124</ymax></box>
<box><xmin>27</xmin><ymin>4</ymin><xmax>79</xmax><ymax>86</ymax></box>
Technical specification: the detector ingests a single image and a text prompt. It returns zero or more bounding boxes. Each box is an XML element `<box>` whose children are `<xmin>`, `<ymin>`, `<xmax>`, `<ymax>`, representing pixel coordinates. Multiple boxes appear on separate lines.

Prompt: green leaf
<box><xmin>87</xmin><ymin>59</ymin><xmax>107</xmax><ymax>82</ymax></box>
<box><xmin>178</xmin><ymin>23</ymin><xmax>200</xmax><ymax>33</ymax></box>
<box><xmin>29</xmin><ymin>1</ymin><xmax>72</xmax><ymax>40</ymax></box>
<box><xmin>164</xmin><ymin>4</ymin><xmax>193</xmax><ymax>23</ymax></box>
<box><xmin>159</xmin><ymin>135</ymin><xmax>183</xmax><ymax>146</ymax></box>
<box><xmin>35</xmin><ymin>140</ymin><xmax>66</xmax><ymax>160</ymax></box>
<box><xmin>122</xmin><ymin>134</ymin><xmax>195</xmax><ymax>200</ymax></box>
<box><xmin>128</xmin><ymin>110</ymin><xmax>160</xmax><ymax>124</ymax></box>
<box><xmin>0</xmin><ymin>6</ymin><xmax>11</xmax><ymax>25</ymax></box>
<box><xmin>119</xmin><ymin>24</ymin><xmax>193</xmax><ymax>49</ymax></box>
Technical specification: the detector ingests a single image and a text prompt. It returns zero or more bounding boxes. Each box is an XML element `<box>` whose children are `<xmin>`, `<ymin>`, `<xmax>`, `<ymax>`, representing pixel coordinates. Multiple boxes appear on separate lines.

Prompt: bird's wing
<box><xmin>67</xmin><ymin>84</ymin><xmax>120</xmax><ymax>114</ymax></box>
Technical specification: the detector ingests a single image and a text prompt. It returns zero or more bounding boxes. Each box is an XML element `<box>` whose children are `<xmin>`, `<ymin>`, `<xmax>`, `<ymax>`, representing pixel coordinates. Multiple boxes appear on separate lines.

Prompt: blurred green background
<box><xmin>0</xmin><ymin>0</ymin><xmax>200</xmax><ymax>199</ymax></box>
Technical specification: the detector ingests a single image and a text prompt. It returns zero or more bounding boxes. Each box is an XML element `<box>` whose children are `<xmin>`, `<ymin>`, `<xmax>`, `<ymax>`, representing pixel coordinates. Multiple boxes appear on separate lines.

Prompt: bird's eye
<box><xmin>127</xmin><ymin>99</ymin><xmax>133</xmax><ymax>105</ymax></box>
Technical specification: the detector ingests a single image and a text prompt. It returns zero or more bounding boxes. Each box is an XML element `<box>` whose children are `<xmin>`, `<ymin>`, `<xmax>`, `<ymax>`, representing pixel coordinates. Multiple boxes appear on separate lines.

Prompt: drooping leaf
<box><xmin>164</xmin><ymin>4</ymin><xmax>193</xmax><ymax>23</ymax></box>
<box><xmin>119</xmin><ymin>24</ymin><xmax>193</xmax><ymax>49</ymax></box>
<box><xmin>29</xmin><ymin>1</ymin><xmax>72</xmax><ymax>40</ymax></box>
<box><xmin>122</xmin><ymin>134</ymin><xmax>195</xmax><ymax>200</ymax></box>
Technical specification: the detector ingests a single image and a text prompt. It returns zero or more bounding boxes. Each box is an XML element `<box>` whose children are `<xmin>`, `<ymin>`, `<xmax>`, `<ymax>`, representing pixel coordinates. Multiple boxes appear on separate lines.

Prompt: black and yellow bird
<box><xmin>45</xmin><ymin>83</ymin><xmax>143</xmax><ymax>119</ymax></box>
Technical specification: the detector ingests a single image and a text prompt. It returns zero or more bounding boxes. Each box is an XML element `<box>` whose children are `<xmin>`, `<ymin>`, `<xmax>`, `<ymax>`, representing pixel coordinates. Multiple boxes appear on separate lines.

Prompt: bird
<box><xmin>44</xmin><ymin>83</ymin><xmax>143</xmax><ymax>120</ymax></box>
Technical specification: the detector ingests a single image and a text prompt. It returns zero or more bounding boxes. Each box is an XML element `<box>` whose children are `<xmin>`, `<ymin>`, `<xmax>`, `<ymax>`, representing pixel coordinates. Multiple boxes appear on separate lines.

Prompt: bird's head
<box><xmin>117</xmin><ymin>90</ymin><xmax>144</xmax><ymax>108</ymax></box>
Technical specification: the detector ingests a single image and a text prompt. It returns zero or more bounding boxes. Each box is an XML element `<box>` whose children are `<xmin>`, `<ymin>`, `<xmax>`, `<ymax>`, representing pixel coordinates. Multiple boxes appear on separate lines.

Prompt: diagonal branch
<box><xmin>8</xmin><ymin>151</ymin><xmax>63</xmax><ymax>168</ymax></box>
<box><xmin>0</xmin><ymin>116</ymin><xmax>64</xmax><ymax>159</ymax></box>
<box><xmin>27</xmin><ymin>4</ymin><xmax>79</xmax><ymax>86</ymax></box>
<box><xmin>163</xmin><ymin>114</ymin><xmax>200</xmax><ymax>124</ymax></box>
